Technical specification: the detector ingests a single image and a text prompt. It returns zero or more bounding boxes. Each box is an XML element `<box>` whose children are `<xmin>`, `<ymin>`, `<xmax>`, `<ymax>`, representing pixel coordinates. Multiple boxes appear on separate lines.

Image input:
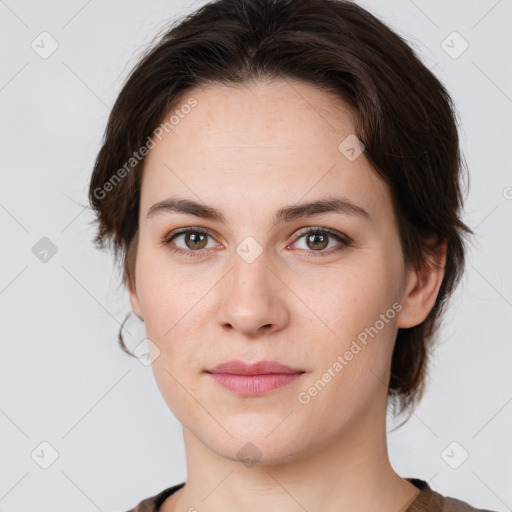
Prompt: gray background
<box><xmin>1</xmin><ymin>0</ymin><xmax>511</xmax><ymax>511</ymax></box>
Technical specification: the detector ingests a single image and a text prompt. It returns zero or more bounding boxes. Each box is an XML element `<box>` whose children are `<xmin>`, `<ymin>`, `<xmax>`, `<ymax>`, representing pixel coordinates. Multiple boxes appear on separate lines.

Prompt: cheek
<box><xmin>135</xmin><ymin>246</ymin><xmax>196</xmax><ymax>334</ymax></box>
<box><xmin>134</xmin><ymin>247</ymin><xmax>213</xmax><ymax>371</ymax></box>
<box><xmin>299</xmin><ymin>313</ymin><xmax>397</xmax><ymax>428</ymax></box>
<box><xmin>304</xmin><ymin>263</ymin><xmax>393</xmax><ymax>337</ymax></box>
<box><xmin>149</xmin><ymin>350</ymin><xmax>206</xmax><ymax>428</ymax></box>
<box><xmin>135</xmin><ymin>252</ymin><xmax>207</xmax><ymax>417</ymax></box>
<box><xmin>304</xmin><ymin>262</ymin><xmax>399</xmax><ymax>389</ymax></box>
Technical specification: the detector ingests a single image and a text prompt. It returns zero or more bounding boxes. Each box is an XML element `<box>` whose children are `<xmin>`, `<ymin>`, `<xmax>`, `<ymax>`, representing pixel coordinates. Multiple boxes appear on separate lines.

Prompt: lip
<box><xmin>207</xmin><ymin>359</ymin><xmax>304</xmax><ymax>375</ymax></box>
<box><xmin>205</xmin><ymin>359</ymin><xmax>306</xmax><ymax>395</ymax></box>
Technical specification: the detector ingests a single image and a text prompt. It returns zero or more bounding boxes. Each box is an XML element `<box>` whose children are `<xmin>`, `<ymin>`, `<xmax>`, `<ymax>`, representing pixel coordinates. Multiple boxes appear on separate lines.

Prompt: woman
<box><xmin>89</xmin><ymin>0</ymin><xmax>495</xmax><ymax>510</ymax></box>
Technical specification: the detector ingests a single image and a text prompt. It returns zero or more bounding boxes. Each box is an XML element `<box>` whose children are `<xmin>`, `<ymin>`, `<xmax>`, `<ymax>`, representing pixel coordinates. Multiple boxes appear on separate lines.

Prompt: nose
<box><xmin>215</xmin><ymin>249</ymin><xmax>289</xmax><ymax>337</ymax></box>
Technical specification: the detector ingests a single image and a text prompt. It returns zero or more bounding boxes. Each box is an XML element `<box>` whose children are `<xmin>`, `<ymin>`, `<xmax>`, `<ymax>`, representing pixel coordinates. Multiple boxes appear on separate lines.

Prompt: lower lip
<box><xmin>207</xmin><ymin>372</ymin><xmax>304</xmax><ymax>395</ymax></box>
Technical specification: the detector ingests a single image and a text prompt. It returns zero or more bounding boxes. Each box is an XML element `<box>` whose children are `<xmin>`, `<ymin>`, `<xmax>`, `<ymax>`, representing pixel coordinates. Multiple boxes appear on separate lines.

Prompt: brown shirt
<box><xmin>123</xmin><ymin>478</ymin><xmax>497</xmax><ymax>511</ymax></box>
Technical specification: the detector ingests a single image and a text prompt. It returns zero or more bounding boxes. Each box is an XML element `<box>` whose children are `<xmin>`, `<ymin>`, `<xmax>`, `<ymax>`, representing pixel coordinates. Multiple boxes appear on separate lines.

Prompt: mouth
<box><xmin>204</xmin><ymin>359</ymin><xmax>306</xmax><ymax>395</ymax></box>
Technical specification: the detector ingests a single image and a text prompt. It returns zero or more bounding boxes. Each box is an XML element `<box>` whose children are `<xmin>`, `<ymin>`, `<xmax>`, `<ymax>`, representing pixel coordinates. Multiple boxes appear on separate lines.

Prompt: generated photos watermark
<box><xmin>297</xmin><ymin>301</ymin><xmax>403</xmax><ymax>405</ymax></box>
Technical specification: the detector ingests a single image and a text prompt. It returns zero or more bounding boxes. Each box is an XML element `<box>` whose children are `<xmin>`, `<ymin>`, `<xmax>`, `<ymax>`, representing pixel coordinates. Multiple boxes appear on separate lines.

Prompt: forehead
<box><xmin>140</xmin><ymin>79</ymin><xmax>393</xmax><ymax>227</ymax></box>
<box><xmin>161</xmin><ymin>79</ymin><xmax>357</xmax><ymax>155</ymax></box>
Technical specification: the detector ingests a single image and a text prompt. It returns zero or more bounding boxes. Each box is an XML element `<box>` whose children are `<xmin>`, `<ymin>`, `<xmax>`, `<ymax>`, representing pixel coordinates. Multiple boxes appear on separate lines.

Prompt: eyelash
<box><xmin>160</xmin><ymin>226</ymin><xmax>353</xmax><ymax>259</ymax></box>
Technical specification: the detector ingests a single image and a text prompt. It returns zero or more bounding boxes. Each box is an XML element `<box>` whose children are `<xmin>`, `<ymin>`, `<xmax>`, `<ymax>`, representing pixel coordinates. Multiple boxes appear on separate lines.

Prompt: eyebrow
<box><xmin>146</xmin><ymin>197</ymin><xmax>372</xmax><ymax>225</ymax></box>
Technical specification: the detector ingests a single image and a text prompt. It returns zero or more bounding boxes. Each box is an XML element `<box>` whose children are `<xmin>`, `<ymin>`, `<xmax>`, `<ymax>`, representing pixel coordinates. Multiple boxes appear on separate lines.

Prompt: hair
<box><xmin>88</xmin><ymin>0</ymin><xmax>474</xmax><ymax>420</ymax></box>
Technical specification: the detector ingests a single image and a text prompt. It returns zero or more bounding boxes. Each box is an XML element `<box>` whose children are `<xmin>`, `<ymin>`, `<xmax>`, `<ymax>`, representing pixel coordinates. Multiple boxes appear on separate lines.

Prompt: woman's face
<box><xmin>129</xmin><ymin>79</ymin><xmax>417</xmax><ymax>463</ymax></box>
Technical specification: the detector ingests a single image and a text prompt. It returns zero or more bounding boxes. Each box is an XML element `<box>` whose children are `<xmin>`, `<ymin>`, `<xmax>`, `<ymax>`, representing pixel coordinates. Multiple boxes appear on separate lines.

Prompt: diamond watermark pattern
<box><xmin>237</xmin><ymin>442</ymin><xmax>262</xmax><ymax>467</ymax></box>
<box><xmin>31</xmin><ymin>441</ymin><xmax>59</xmax><ymax>469</ymax></box>
<box><xmin>32</xmin><ymin>237</ymin><xmax>58</xmax><ymax>263</ymax></box>
<box><xmin>31</xmin><ymin>31</ymin><xmax>59</xmax><ymax>59</ymax></box>
<box><xmin>133</xmin><ymin>338</ymin><xmax>161</xmax><ymax>366</ymax></box>
<box><xmin>338</xmin><ymin>134</ymin><xmax>365</xmax><ymax>161</ymax></box>
<box><xmin>236</xmin><ymin>236</ymin><xmax>263</xmax><ymax>264</ymax></box>
<box><xmin>441</xmin><ymin>440</ymin><xmax>469</xmax><ymax>469</ymax></box>
<box><xmin>441</xmin><ymin>31</ymin><xmax>469</xmax><ymax>59</ymax></box>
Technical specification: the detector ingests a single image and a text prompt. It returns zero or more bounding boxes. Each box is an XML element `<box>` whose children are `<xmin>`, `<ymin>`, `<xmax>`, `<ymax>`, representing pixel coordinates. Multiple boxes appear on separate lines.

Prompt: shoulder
<box><xmin>441</xmin><ymin>495</ymin><xmax>498</xmax><ymax>512</ymax></box>
<box><xmin>122</xmin><ymin>482</ymin><xmax>186</xmax><ymax>512</ymax></box>
<box><xmin>406</xmin><ymin>478</ymin><xmax>498</xmax><ymax>512</ymax></box>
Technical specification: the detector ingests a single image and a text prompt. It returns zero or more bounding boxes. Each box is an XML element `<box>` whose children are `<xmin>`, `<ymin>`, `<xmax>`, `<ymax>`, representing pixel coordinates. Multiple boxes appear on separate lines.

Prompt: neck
<box><xmin>164</xmin><ymin>388</ymin><xmax>420</xmax><ymax>512</ymax></box>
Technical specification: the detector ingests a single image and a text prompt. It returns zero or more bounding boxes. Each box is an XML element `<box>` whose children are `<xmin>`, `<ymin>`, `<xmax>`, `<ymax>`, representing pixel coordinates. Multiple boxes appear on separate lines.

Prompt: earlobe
<box><xmin>396</xmin><ymin>239</ymin><xmax>447</xmax><ymax>329</ymax></box>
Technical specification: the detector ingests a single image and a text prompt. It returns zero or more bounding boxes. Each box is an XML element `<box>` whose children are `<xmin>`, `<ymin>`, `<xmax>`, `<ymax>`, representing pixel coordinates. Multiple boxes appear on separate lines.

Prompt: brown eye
<box><xmin>291</xmin><ymin>228</ymin><xmax>352</xmax><ymax>256</ymax></box>
<box><xmin>162</xmin><ymin>228</ymin><xmax>216</xmax><ymax>257</ymax></box>
<box><xmin>183</xmin><ymin>231</ymin><xmax>208</xmax><ymax>250</ymax></box>
<box><xmin>305</xmin><ymin>232</ymin><xmax>329</xmax><ymax>251</ymax></box>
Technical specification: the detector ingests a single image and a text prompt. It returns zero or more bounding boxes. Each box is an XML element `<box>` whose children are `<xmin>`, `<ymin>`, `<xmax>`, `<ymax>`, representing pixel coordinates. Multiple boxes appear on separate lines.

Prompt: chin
<box><xmin>217</xmin><ymin>439</ymin><xmax>304</xmax><ymax>467</ymax></box>
<box><xmin>206</xmin><ymin>422</ymin><xmax>310</xmax><ymax>466</ymax></box>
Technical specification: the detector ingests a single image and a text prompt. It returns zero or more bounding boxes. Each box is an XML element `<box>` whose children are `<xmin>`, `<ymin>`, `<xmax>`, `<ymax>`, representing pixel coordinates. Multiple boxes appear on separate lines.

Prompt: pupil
<box><xmin>308</xmin><ymin>233</ymin><xmax>327</xmax><ymax>250</ymax></box>
<box><xmin>188</xmin><ymin>232</ymin><xmax>207</xmax><ymax>249</ymax></box>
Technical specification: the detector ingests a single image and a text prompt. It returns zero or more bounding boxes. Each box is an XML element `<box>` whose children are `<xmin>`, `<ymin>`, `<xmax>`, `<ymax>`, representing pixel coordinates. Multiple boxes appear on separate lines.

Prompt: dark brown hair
<box><xmin>88</xmin><ymin>0</ymin><xmax>474</xmax><ymax>419</ymax></box>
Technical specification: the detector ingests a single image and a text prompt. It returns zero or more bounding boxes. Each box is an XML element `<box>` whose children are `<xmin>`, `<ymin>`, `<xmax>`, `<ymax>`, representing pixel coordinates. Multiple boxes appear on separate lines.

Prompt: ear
<box><xmin>126</xmin><ymin>232</ymin><xmax>143</xmax><ymax>320</ymax></box>
<box><xmin>396</xmin><ymin>238</ymin><xmax>447</xmax><ymax>329</ymax></box>
<box><xmin>128</xmin><ymin>279</ymin><xmax>143</xmax><ymax>320</ymax></box>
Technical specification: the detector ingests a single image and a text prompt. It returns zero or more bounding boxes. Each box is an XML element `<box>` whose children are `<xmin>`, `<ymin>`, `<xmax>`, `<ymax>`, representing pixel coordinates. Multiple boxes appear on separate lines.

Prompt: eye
<box><xmin>161</xmin><ymin>228</ymin><xmax>218</xmax><ymax>258</ymax></box>
<box><xmin>289</xmin><ymin>227</ymin><xmax>352</xmax><ymax>256</ymax></box>
<box><xmin>160</xmin><ymin>226</ymin><xmax>352</xmax><ymax>259</ymax></box>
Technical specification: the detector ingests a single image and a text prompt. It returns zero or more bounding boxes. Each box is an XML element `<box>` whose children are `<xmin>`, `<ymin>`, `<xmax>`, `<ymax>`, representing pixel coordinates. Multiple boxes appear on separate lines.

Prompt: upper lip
<box><xmin>206</xmin><ymin>359</ymin><xmax>305</xmax><ymax>375</ymax></box>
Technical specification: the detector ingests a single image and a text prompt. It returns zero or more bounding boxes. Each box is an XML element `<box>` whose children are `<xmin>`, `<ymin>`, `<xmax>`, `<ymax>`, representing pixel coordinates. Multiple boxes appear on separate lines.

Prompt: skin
<box><xmin>129</xmin><ymin>78</ymin><xmax>447</xmax><ymax>512</ymax></box>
